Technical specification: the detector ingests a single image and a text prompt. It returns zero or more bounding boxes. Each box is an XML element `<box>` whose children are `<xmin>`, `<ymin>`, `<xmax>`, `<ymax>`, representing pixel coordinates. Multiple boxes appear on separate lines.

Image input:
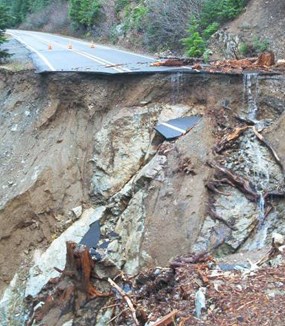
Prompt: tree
<box><xmin>69</xmin><ymin>0</ymin><xmax>101</xmax><ymax>28</ymax></box>
<box><xmin>182</xmin><ymin>19</ymin><xmax>205</xmax><ymax>57</ymax></box>
<box><xmin>182</xmin><ymin>0</ymin><xmax>248</xmax><ymax>57</ymax></box>
<box><xmin>0</xmin><ymin>4</ymin><xmax>11</xmax><ymax>61</ymax></box>
<box><xmin>142</xmin><ymin>0</ymin><xmax>203</xmax><ymax>52</ymax></box>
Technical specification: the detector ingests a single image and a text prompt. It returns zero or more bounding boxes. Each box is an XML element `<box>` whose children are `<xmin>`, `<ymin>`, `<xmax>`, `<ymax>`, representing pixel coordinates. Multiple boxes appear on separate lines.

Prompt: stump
<box><xmin>27</xmin><ymin>241</ymin><xmax>110</xmax><ymax>325</ymax></box>
<box><xmin>256</xmin><ymin>51</ymin><xmax>275</xmax><ymax>67</ymax></box>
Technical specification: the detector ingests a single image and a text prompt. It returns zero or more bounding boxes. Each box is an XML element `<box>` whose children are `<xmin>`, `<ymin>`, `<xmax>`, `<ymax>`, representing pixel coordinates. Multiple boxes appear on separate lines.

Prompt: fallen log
<box><xmin>108</xmin><ymin>278</ymin><xmax>140</xmax><ymax>326</ymax></box>
<box><xmin>151</xmin><ymin>309</ymin><xmax>179</xmax><ymax>326</ymax></box>
<box><xmin>151</xmin><ymin>57</ymin><xmax>202</xmax><ymax>67</ymax></box>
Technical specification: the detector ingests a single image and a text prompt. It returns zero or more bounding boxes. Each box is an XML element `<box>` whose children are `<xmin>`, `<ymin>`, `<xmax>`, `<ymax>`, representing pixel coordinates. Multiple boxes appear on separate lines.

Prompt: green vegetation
<box><xmin>122</xmin><ymin>3</ymin><xmax>148</xmax><ymax>32</ymax></box>
<box><xmin>0</xmin><ymin>4</ymin><xmax>11</xmax><ymax>61</ymax></box>
<box><xmin>182</xmin><ymin>19</ymin><xmax>205</xmax><ymax>57</ymax></box>
<box><xmin>239</xmin><ymin>36</ymin><xmax>269</xmax><ymax>56</ymax></box>
<box><xmin>69</xmin><ymin>0</ymin><xmax>101</xmax><ymax>29</ymax></box>
<box><xmin>0</xmin><ymin>0</ymin><xmax>53</xmax><ymax>25</ymax></box>
<box><xmin>183</xmin><ymin>0</ymin><xmax>248</xmax><ymax>57</ymax></box>
<box><xmin>0</xmin><ymin>0</ymin><xmax>254</xmax><ymax>57</ymax></box>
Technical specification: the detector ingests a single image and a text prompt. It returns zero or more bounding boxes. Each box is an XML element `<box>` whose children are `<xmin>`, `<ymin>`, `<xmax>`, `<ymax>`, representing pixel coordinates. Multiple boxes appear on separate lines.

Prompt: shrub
<box><xmin>69</xmin><ymin>0</ymin><xmax>101</xmax><ymax>29</ymax></box>
<box><xmin>253</xmin><ymin>36</ymin><xmax>269</xmax><ymax>53</ymax></box>
<box><xmin>238</xmin><ymin>37</ymin><xmax>270</xmax><ymax>57</ymax></box>
<box><xmin>203</xmin><ymin>22</ymin><xmax>220</xmax><ymax>39</ymax></box>
<box><xmin>115</xmin><ymin>0</ymin><xmax>130</xmax><ymax>13</ymax></box>
<box><xmin>238</xmin><ymin>42</ymin><xmax>249</xmax><ymax>56</ymax></box>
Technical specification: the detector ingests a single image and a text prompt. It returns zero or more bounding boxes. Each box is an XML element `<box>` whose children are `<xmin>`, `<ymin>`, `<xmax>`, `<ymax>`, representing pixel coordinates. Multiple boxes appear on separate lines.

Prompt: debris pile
<box><xmin>26</xmin><ymin>236</ymin><xmax>285</xmax><ymax>325</ymax></box>
<box><xmin>151</xmin><ymin>52</ymin><xmax>285</xmax><ymax>74</ymax></box>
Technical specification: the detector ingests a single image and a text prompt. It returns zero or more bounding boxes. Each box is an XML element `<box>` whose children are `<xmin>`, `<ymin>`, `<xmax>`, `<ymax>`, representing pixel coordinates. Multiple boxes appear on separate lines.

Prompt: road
<box><xmin>7</xmin><ymin>29</ymin><xmax>193</xmax><ymax>74</ymax></box>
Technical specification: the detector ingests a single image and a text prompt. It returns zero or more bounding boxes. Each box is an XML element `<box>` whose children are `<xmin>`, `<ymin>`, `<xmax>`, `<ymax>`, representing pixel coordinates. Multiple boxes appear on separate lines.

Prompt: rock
<box><xmin>272</xmin><ymin>232</ymin><xmax>285</xmax><ymax>246</ymax></box>
<box><xmin>62</xmin><ymin>321</ymin><xmax>73</xmax><ymax>326</ymax></box>
<box><xmin>275</xmin><ymin>59</ymin><xmax>285</xmax><ymax>68</ymax></box>
<box><xmin>96</xmin><ymin>308</ymin><xmax>113</xmax><ymax>326</ymax></box>
<box><xmin>25</xmin><ymin>207</ymin><xmax>106</xmax><ymax>297</ymax></box>
<box><xmin>195</xmin><ymin>287</ymin><xmax>207</xmax><ymax>319</ymax></box>
<box><xmin>71</xmin><ymin>205</ymin><xmax>83</xmax><ymax>219</ymax></box>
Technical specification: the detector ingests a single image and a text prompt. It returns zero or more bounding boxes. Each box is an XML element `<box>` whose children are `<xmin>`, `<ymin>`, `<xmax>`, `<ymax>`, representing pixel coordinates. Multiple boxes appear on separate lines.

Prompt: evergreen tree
<box><xmin>182</xmin><ymin>19</ymin><xmax>206</xmax><ymax>57</ymax></box>
<box><xmin>69</xmin><ymin>0</ymin><xmax>101</xmax><ymax>28</ymax></box>
<box><xmin>0</xmin><ymin>4</ymin><xmax>11</xmax><ymax>61</ymax></box>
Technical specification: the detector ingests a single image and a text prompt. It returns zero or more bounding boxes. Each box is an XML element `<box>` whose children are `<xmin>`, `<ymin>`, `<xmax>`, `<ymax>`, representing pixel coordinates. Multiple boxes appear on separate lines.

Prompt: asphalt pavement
<box><xmin>7</xmin><ymin>30</ymin><xmax>193</xmax><ymax>74</ymax></box>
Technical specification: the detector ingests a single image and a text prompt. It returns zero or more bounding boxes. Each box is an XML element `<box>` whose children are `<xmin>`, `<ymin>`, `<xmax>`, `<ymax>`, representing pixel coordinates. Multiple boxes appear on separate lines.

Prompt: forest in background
<box><xmin>0</xmin><ymin>0</ymin><xmax>249</xmax><ymax>57</ymax></box>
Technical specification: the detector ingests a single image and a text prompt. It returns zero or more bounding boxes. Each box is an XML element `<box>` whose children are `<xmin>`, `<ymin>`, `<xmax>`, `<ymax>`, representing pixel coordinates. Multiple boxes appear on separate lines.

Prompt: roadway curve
<box><xmin>7</xmin><ymin>30</ymin><xmax>193</xmax><ymax>74</ymax></box>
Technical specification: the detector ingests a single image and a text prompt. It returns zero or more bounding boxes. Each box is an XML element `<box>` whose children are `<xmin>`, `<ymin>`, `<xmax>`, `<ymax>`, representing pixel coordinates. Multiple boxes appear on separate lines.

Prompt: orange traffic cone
<box><xmin>90</xmin><ymin>41</ymin><xmax>95</xmax><ymax>49</ymax></box>
<box><xmin>67</xmin><ymin>43</ymin><xmax>73</xmax><ymax>49</ymax></box>
<box><xmin>48</xmin><ymin>43</ymin><xmax>52</xmax><ymax>50</ymax></box>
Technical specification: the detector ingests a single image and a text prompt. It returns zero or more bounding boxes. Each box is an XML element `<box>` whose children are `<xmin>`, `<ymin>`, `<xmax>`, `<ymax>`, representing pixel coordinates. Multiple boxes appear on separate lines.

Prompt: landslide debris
<box><xmin>26</xmin><ymin>237</ymin><xmax>285</xmax><ymax>326</ymax></box>
<box><xmin>0</xmin><ymin>67</ymin><xmax>244</xmax><ymax>299</ymax></box>
<box><xmin>1</xmin><ymin>43</ymin><xmax>285</xmax><ymax>326</ymax></box>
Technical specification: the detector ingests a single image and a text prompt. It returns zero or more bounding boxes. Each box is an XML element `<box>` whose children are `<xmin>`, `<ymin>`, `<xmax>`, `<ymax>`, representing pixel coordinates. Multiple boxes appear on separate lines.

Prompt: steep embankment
<box><xmin>210</xmin><ymin>0</ymin><xmax>285</xmax><ymax>59</ymax></box>
<box><xmin>0</xmin><ymin>67</ymin><xmax>285</xmax><ymax>324</ymax></box>
<box><xmin>0</xmin><ymin>70</ymin><xmax>240</xmax><ymax>293</ymax></box>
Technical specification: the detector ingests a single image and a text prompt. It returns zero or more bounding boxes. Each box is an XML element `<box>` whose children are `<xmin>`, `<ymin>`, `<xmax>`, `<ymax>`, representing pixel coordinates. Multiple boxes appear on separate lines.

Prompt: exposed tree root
<box><xmin>207</xmin><ymin>205</ymin><xmax>238</xmax><ymax>231</ymax></box>
<box><xmin>170</xmin><ymin>252</ymin><xmax>214</xmax><ymax>268</ymax></box>
<box><xmin>252</xmin><ymin>126</ymin><xmax>284</xmax><ymax>173</ymax></box>
<box><xmin>264</xmin><ymin>190</ymin><xmax>285</xmax><ymax>200</ymax></box>
<box><xmin>214</xmin><ymin>126</ymin><xmax>249</xmax><ymax>154</ymax></box>
<box><xmin>27</xmin><ymin>241</ymin><xmax>111</xmax><ymax>325</ymax></box>
<box><xmin>207</xmin><ymin>162</ymin><xmax>258</xmax><ymax>202</ymax></box>
<box><xmin>214</xmin><ymin>125</ymin><xmax>284</xmax><ymax>176</ymax></box>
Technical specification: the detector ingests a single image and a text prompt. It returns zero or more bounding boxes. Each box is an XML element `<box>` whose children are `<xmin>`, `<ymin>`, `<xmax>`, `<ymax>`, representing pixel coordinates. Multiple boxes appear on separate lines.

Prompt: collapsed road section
<box><xmin>0</xmin><ymin>60</ymin><xmax>285</xmax><ymax>325</ymax></box>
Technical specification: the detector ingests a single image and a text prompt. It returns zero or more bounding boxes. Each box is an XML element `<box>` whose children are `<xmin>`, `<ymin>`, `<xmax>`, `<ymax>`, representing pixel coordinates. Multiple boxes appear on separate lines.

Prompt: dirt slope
<box><xmin>210</xmin><ymin>0</ymin><xmax>285</xmax><ymax>59</ymax></box>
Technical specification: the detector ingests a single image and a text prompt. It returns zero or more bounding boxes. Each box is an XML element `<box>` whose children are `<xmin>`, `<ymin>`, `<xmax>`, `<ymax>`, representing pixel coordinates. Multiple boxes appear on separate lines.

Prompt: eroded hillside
<box><xmin>0</xmin><ymin>68</ymin><xmax>285</xmax><ymax>325</ymax></box>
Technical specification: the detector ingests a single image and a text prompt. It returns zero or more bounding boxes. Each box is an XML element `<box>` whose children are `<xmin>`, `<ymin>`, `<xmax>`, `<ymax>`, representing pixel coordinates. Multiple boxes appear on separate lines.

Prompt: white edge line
<box><xmin>159</xmin><ymin>122</ymin><xmax>186</xmax><ymax>134</ymax></box>
<box><xmin>26</xmin><ymin>32</ymin><xmax>129</xmax><ymax>73</ymax></box>
<box><xmin>20</xmin><ymin>30</ymin><xmax>155</xmax><ymax>61</ymax></box>
<box><xmin>7</xmin><ymin>31</ymin><xmax>56</xmax><ymax>71</ymax></box>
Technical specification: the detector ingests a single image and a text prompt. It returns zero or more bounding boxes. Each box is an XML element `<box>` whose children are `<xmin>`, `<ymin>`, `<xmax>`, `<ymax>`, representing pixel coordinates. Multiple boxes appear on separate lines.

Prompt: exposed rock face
<box><xmin>0</xmin><ymin>71</ymin><xmax>243</xmax><ymax>296</ymax></box>
<box><xmin>1</xmin><ymin>68</ymin><xmax>285</xmax><ymax>325</ymax></box>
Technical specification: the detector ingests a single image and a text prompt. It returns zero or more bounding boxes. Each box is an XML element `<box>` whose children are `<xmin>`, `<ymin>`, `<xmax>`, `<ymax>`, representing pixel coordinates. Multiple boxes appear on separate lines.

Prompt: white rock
<box><xmin>272</xmin><ymin>232</ymin><xmax>285</xmax><ymax>246</ymax></box>
<box><xmin>195</xmin><ymin>287</ymin><xmax>207</xmax><ymax>319</ymax></box>
<box><xmin>71</xmin><ymin>205</ymin><xmax>83</xmax><ymax>219</ymax></box>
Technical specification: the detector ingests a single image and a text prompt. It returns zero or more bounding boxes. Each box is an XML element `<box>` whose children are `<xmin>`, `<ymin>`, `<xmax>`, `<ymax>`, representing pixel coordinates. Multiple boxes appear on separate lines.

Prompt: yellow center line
<box><xmin>27</xmin><ymin>33</ymin><xmax>130</xmax><ymax>73</ymax></box>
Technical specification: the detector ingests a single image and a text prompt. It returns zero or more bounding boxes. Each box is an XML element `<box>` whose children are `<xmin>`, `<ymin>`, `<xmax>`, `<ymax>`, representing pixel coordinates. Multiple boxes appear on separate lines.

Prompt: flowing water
<box><xmin>170</xmin><ymin>72</ymin><xmax>183</xmax><ymax>104</ymax></box>
<box><xmin>243</xmin><ymin>72</ymin><xmax>259</xmax><ymax>120</ymax></box>
<box><xmin>242</xmin><ymin>72</ymin><xmax>270</xmax><ymax>249</ymax></box>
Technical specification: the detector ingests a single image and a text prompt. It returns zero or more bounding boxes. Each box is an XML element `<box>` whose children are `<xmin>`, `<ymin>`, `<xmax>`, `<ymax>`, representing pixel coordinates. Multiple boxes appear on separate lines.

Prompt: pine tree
<box><xmin>69</xmin><ymin>0</ymin><xmax>101</xmax><ymax>28</ymax></box>
<box><xmin>0</xmin><ymin>4</ymin><xmax>10</xmax><ymax>61</ymax></box>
